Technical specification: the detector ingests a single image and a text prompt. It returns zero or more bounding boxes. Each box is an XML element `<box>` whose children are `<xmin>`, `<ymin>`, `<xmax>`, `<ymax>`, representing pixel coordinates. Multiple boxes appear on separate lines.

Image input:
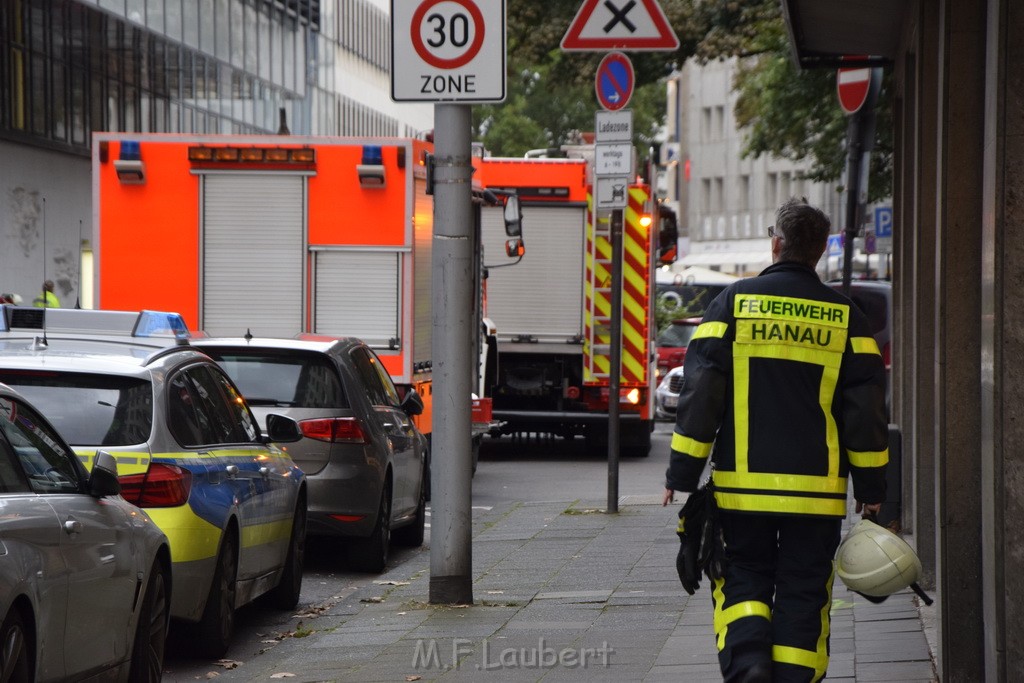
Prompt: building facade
<box><xmin>663</xmin><ymin>57</ymin><xmax>848</xmax><ymax>277</ymax></box>
<box><xmin>0</xmin><ymin>0</ymin><xmax>432</xmax><ymax>306</ymax></box>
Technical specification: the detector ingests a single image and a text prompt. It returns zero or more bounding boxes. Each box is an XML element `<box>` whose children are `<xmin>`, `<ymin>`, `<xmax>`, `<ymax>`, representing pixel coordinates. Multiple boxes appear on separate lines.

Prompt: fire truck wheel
<box><xmin>471</xmin><ymin>434</ymin><xmax>482</xmax><ymax>476</ymax></box>
<box><xmin>621</xmin><ymin>422</ymin><xmax>653</xmax><ymax>458</ymax></box>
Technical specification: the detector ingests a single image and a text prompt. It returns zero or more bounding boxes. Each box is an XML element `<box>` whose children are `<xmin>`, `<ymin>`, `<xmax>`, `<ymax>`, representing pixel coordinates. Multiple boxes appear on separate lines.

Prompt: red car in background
<box><xmin>656</xmin><ymin>317</ymin><xmax>703</xmax><ymax>378</ymax></box>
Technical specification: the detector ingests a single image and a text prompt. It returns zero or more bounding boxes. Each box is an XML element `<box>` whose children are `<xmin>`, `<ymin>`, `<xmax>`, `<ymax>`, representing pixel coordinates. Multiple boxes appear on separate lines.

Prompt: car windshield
<box><xmin>656</xmin><ymin>283</ymin><xmax>727</xmax><ymax>319</ymax></box>
<box><xmin>202</xmin><ymin>349</ymin><xmax>350</xmax><ymax>409</ymax></box>
<box><xmin>657</xmin><ymin>323</ymin><xmax>699</xmax><ymax>348</ymax></box>
<box><xmin>0</xmin><ymin>370</ymin><xmax>152</xmax><ymax>446</ymax></box>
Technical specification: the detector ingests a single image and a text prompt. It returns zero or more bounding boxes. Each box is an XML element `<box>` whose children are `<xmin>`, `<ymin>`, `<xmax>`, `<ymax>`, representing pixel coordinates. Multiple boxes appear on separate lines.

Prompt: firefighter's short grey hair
<box><xmin>774</xmin><ymin>197</ymin><xmax>830</xmax><ymax>267</ymax></box>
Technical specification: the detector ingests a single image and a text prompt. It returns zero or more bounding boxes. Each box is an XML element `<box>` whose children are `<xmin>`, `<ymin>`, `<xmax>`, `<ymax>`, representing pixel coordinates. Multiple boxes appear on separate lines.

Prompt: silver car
<box><xmin>193</xmin><ymin>335</ymin><xmax>429</xmax><ymax>573</ymax></box>
<box><xmin>0</xmin><ymin>307</ymin><xmax>306</xmax><ymax>659</ymax></box>
<box><xmin>0</xmin><ymin>383</ymin><xmax>171</xmax><ymax>682</ymax></box>
<box><xmin>655</xmin><ymin>365</ymin><xmax>686</xmax><ymax>421</ymax></box>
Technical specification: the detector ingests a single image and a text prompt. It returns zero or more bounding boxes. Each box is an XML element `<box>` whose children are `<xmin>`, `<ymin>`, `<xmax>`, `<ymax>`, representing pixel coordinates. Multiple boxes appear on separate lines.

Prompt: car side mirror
<box><xmin>503</xmin><ymin>195</ymin><xmax>522</xmax><ymax>237</ymax></box>
<box><xmin>90</xmin><ymin>450</ymin><xmax>121</xmax><ymax>498</ymax></box>
<box><xmin>265</xmin><ymin>414</ymin><xmax>303</xmax><ymax>443</ymax></box>
<box><xmin>401</xmin><ymin>388</ymin><xmax>424</xmax><ymax>416</ymax></box>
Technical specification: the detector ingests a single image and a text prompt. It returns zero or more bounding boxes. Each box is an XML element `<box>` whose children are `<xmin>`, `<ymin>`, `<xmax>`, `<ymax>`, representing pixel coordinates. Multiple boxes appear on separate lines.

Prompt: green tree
<box><xmin>480</xmin><ymin>1</ymin><xmax>891</xmax><ymax>198</ymax></box>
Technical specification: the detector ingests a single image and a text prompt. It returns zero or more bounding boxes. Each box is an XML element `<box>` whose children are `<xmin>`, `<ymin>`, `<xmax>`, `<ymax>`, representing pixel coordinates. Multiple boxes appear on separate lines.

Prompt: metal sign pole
<box><xmin>607</xmin><ymin>208</ymin><xmax>623</xmax><ymax>513</ymax></box>
<box><xmin>429</xmin><ymin>103</ymin><xmax>474</xmax><ymax>605</ymax></box>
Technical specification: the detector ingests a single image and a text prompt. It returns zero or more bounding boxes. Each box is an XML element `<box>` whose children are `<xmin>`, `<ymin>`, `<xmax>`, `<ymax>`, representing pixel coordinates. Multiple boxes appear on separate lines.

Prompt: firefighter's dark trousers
<box><xmin>712</xmin><ymin>511</ymin><xmax>842</xmax><ymax>683</ymax></box>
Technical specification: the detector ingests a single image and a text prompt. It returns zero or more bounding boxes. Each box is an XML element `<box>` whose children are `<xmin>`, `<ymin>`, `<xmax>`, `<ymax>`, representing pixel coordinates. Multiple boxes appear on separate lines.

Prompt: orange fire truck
<box><xmin>92</xmin><ymin>133</ymin><xmax>493</xmax><ymax>438</ymax></box>
<box><xmin>475</xmin><ymin>155</ymin><xmax>658</xmax><ymax>457</ymax></box>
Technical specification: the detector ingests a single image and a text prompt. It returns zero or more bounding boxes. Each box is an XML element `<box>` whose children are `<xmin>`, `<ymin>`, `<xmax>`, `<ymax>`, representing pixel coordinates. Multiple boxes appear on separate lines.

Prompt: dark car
<box><xmin>656</xmin><ymin>317</ymin><xmax>703</xmax><ymax>379</ymax></box>
<box><xmin>193</xmin><ymin>335</ymin><xmax>429</xmax><ymax>573</ymax></box>
<box><xmin>828</xmin><ymin>280</ymin><xmax>893</xmax><ymax>415</ymax></box>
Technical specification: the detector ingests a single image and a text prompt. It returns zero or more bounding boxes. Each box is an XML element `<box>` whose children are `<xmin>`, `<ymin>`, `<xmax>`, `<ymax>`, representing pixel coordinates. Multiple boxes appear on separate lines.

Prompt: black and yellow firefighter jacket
<box><xmin>666</xmin><ymin>261</ymin><xmax>888</xmax><ymax>517</ymax></box>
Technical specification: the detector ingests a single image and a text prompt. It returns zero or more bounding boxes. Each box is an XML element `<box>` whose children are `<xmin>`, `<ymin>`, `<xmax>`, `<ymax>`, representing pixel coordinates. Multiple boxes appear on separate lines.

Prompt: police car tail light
<box><xmin>300</xmin><ymin>417</ymin><xmax>368</xmax><ymax>444</ymax></box>
<box><xmin>120</xmin><ymin>463</ymin><xmax>191</xmax><ymax>507</ymax></box>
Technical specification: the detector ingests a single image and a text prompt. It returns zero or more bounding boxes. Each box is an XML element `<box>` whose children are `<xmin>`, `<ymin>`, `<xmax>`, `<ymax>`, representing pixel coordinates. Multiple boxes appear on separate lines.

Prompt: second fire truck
<box><xmin>476</xmin><ymin>154</ymin><xmax>660</xmax><ymax>457</ymax></box>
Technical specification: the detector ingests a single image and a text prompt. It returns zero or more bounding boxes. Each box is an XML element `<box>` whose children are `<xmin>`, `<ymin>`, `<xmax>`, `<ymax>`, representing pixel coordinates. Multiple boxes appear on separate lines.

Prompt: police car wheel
<box><xmin>194</xmin><ymin>531</ymin><xmax>238</xmax><ymax>658</ymax></box>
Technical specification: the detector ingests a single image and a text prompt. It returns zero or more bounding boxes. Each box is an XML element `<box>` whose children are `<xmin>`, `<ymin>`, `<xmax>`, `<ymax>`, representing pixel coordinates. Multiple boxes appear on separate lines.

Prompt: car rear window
<box><xmin>829</xmin><ymin>284</ymin><xmax>889</xmax><ymax>336</ymax></box>
<box><xmin>657</xmin><ymin>323</ymin><xmax>700</xmax><ymax>348</ymax></box>
<box><xmin>203</xmin><ymin>349</ymin><xmax>350</xmax><ymax>409</ymax></box>
<box><xmin>846</xmin><ymin>291</ymin><xmax>888</xmax><ymax>335</ymax></box>
<box><xmin>0</xmin><ymin>370</ymin><xmax>152</xmax><ymax>447</ymax></box>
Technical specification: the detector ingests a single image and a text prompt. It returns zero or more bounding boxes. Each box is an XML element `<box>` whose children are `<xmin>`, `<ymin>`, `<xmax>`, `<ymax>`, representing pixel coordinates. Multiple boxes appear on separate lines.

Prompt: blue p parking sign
<box><xmin>874</xmin><ymin>207</ymin><xmax>894</xmax><ymax>238</ymax></box>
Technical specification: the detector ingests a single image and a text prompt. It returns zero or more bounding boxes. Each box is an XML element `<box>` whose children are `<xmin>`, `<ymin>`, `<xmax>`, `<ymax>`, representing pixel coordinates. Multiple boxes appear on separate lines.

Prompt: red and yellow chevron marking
<box><xmin>584</xmin><ymin>186</ymin><xmax>651</xmax><ymax>386</ymax></box>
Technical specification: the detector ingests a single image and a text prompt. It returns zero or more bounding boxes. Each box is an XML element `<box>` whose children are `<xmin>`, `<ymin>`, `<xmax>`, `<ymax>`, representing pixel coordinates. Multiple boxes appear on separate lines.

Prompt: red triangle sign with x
<box><xmin>561</xmin><ymin>0</ymin><xmax>679</xmax><ymax>52</ymax></box>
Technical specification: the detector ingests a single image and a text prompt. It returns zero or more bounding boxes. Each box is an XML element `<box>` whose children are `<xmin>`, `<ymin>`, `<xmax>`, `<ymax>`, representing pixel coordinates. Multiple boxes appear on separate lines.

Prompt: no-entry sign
<box><xmin>837</xmin><ymin>62</ymin><xmax>871</xmax><ymax>115</ymax></box>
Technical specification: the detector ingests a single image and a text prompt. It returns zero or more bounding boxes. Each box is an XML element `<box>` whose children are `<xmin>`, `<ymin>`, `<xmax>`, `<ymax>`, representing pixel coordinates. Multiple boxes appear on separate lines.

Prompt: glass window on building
<box><xmin>165</xmin><ymin>0</ymin><xmax>182</xmax><ymax>42</ymax></box>
<box><xmin>738</xmin><ymin>174</ymin><xmax>750</xmax><ymax>212</ymax></box>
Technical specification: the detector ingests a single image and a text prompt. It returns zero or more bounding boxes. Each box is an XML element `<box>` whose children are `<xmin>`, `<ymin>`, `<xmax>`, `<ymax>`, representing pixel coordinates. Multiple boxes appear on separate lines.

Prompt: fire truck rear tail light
<box><xmin>565</xmin><ymin>386</ymin><xmax>581</xmax><ymax>400</ymax></box>
<box><xmin>120</xmin><ymin>463</ymin><xmax>192</xmax><ymax>507</ymax></box>
<box><xmin>300</xmin><ymin>417</ymin><xmax>369</xmax><ymax>444</ymax></box>
<box><xmin>625</xmin><ymin>388</ymin><xmax>641</xmax><ymax>404</ymax></box>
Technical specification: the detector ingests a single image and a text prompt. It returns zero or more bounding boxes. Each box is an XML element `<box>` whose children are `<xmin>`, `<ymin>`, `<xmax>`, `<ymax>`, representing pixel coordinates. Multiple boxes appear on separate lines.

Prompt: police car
<box><xmin>0</xmin><ymin>306</ymin><xmax>306</xmax><ymax>658</ymax></box>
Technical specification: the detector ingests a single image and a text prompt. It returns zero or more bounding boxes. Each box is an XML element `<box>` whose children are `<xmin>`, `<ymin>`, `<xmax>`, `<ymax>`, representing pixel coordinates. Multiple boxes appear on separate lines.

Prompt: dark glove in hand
<box><xmin>677</xmin><ymin>533</ymin><xmax>701</xmax><ymax>595</ymax></box>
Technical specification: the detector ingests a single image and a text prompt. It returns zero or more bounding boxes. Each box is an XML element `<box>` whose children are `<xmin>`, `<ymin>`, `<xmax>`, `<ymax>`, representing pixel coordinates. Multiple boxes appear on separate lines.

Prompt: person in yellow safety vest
<box><xmin>33</xmin><ymin>280</ymin><xmax>60</xmax><ymax>308</ymax></box>
<box><xmin>662</xmin><ymin>197</ymin><xmax>889</xmax><ymax>683</ymax></box>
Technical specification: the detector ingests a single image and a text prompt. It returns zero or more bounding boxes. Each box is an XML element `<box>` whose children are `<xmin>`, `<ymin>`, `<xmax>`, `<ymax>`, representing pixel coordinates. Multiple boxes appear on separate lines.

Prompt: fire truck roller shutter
<box><xmin>202</xmin><ymin>174</ymin><xmax>305</xmax><ymax>337</ymax></box>
<box><xmin>313</xmin><ymin>250</ymin><xmax>401</xmax><ymax>348</ymax></box>
<box><xmin>480</xmin><ymin>205</ymin><xmax>587</xmax><ymax>342</ymax></box>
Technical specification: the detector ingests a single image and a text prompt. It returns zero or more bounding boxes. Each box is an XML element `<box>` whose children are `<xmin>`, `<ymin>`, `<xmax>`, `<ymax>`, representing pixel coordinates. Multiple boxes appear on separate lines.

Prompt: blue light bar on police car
<box><xmin>0</xmin><ymin>307</ymin><xmax>190</xmax><ymax>339</ymax></box>
<box><xmin>133</xmin><ymin>311</ymin><xmax>190</xmax><ymax>339</ymax></box>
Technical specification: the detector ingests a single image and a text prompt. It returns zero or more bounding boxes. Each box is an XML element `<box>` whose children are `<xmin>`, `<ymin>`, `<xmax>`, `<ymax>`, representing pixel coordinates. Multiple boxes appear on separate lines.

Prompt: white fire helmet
<box><xmin>835</xmin><ymin>518</ymin><xmax>923</xmax><ymax>598</ymax></box>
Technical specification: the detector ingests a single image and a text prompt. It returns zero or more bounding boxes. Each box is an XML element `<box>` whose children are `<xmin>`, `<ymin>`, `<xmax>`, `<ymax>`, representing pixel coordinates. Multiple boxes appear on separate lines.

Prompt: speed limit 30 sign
<box><xmin>391</xmin><ymin>0</ymin><xmax>506</xmax><ymax>103</ymax></box>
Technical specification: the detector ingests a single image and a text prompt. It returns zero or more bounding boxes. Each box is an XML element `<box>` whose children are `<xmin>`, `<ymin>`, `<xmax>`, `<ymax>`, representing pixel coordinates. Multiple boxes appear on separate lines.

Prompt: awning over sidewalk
<box><xmin>781</xmin><ymin>0</ymin><xmax>910</xmax><ymax>69</ymax></box>
<box><xmin>679</xmin><ymin>251</ymin><xmax>771</xmax><ymax>271</ymax></box>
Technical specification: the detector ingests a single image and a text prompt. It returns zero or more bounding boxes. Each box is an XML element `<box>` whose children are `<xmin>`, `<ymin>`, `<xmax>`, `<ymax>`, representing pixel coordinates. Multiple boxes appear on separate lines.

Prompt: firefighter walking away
<box><xmin>662</xmin><ymin>197</ymin><xmax>889</xmax><ymax>682</ymax></box>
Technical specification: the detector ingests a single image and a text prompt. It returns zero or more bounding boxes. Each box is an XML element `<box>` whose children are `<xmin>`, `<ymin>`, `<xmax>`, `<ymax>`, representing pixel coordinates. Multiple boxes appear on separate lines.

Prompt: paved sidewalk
<box><xmin>202</xmin><ymin>498</ymin><xmax>937</xmax><ymax>682</ymax></box>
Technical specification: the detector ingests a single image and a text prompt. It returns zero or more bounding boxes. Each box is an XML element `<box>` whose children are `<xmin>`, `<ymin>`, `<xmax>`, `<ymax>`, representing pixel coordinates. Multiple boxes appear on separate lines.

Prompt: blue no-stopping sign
<box><xmin>595</xmin><ymin>51</ymin><xmax>634</xmax><ymax>111</ymax></box>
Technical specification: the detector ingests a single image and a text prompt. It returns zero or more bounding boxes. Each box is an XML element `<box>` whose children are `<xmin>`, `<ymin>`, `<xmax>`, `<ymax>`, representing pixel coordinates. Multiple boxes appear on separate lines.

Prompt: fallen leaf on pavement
<box><xmin>405</xmin><ymin>676</ymin><xmax>422</xmax><ymax>681</ymax></box>
<box><xmin>360</xmin><ymin>596</ymin><xmax>385</xmax><ymax>603</ymax></box>
<box><xmin>214</xmin><ymin>660</ymin><xmax>241</xmax><ymax>669</ymax></box>
<box><xmin>269</xmin><ymin>674</ymin><xmax>296</xmax><ymax>679</ymax></box>
<box><xmin>373</xmin><ymin>580</ymin><xmax>410</xmax><ymax>586</ymax></box>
